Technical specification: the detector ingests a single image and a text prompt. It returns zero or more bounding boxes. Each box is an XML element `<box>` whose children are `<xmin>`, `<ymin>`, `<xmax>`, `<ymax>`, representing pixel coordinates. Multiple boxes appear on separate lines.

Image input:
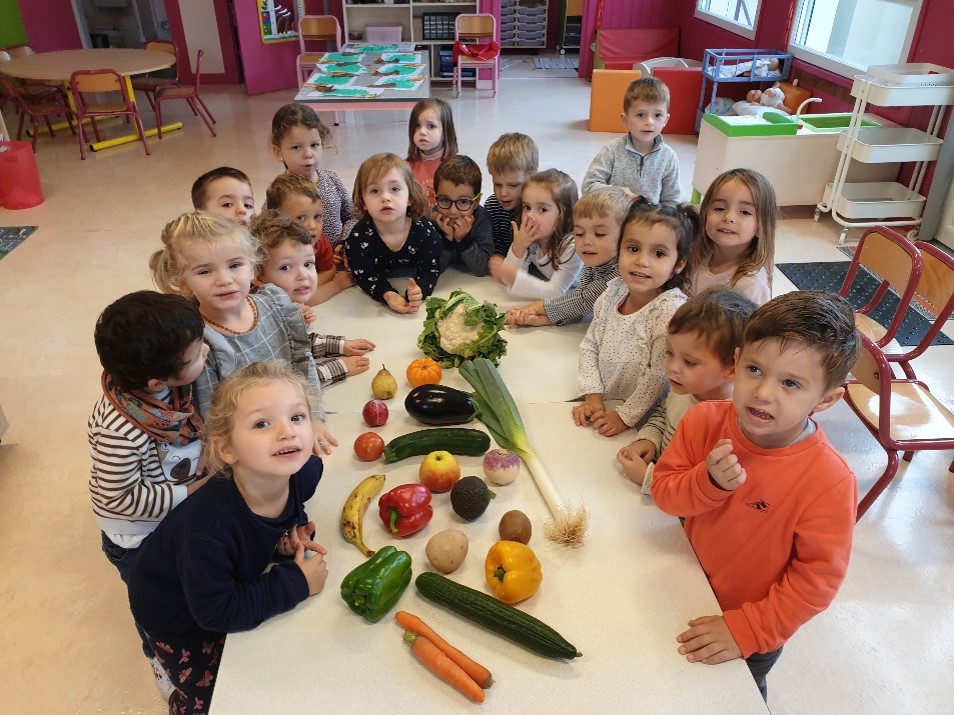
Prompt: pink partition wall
<box><xmin>234</xmin><ymin>2</ymin><xmax>300</xmax><ymax>95</ymax></box>
<box><xmin>578</xmin><ymin>0</ymin><xmax>681</xmax><ymax>79</ymax></box>
<box><xmin>17</xmin><ymin>0</ymin><xmax>82</xmax><ymax>51</ymax></box>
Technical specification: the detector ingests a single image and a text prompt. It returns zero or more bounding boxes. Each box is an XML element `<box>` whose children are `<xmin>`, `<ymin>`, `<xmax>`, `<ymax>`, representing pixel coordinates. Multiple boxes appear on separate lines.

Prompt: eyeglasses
<box><xmin>435</xmin><ymin>193</ymin><xmax>482</xmax><ymax>211</ymax></box>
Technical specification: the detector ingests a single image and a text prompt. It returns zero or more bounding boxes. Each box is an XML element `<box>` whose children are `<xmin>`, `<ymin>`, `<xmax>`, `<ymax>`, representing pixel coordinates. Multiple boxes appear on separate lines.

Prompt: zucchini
<box><xmin>415</xmin><ymin>572</ymin><xmax>582</xmax><ymax>660</ymax></box>
<box><xmin>384</xmin><ymin>428</ymin><xmax>490</xmax><ymax>464</ymax></box>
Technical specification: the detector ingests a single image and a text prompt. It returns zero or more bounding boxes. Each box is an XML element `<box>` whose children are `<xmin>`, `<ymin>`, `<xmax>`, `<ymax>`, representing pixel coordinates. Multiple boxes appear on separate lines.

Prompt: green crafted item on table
<box><xmin>340</xmin><ymin>545</ymin><xmax>413</xmax><ymax>623</ymax></box>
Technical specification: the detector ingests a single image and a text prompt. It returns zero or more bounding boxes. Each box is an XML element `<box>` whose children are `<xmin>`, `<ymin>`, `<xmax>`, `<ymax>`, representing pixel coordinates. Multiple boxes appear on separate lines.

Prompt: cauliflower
<box><xmin>417</xmin><ymin>290</ymin><xmax>507</xmax><ymax>367</ymax></box>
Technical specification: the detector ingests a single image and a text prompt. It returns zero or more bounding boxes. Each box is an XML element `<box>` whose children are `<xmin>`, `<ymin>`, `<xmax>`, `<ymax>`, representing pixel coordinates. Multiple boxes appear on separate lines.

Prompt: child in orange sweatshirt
<box><xmin>652</xmin><ymin>290</ymin><xmax>859</xmax><ymax>701</ymax></box>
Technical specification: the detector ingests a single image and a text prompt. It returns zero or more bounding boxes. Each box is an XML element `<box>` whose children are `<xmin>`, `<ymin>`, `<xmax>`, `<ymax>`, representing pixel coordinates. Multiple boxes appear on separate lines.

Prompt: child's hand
<box><xmin>677</xmin><ymin>615</ymin><xmax>742</xmax><ymax>664</ymax></box>
<box><xmin>592</xmin><ymin>409</ymin><xmax>627</xmax><ymax>437</ymax></box>
<box><xmin>332</xmin><ymin>270</ymin><xmax>355</xmax><ymax>290</ymax></box>
<box><xmin>384</xmin><ymin>291</ymin><xmax>414</xmax><ymax>313</ymax></box>
<box><xmin>706</xmin><ymin>438</ymin><xmax>747</xmax><ymax>490</ymax></box>
<box><xmin>433</xmin><ymin>212</ymin><xmax>456</xmax><ymax>240</ymax></box>
<box><xmin>344</xmin><ymin>338</ymin><xmax>375</xmax><ymax>356</ymax></box>
<box><xmin>294</xmin><ymin>539</ymin><xmax>329</xmax><ymax>596</ymax></box>
<box><xmin>511</xmin><ymin>216</ymin><xmax>541</xmax><ymax>255</ymax></box>
<box><xmin>624</xmin><ymin>439</ymin><xmax>656</xmax><ymax>462</ymax></box>
<box><xmin>333</xmin><ymin>244</ymin><xmax>350</xmax><ymax>270</ymax></box>
<box><xmin>489</xmin><ymin>255</ymin><xmax>517</xmax><ymax>286</ymax></box>
<box><xmin>342</xmin><ymin>355</ymin><xmax>370</xmax><ymax>376</ymax></box>
<box><xmin>277</xmin><ymin>520</ymin><xmax>316</xmax><ymax>556</ymax></box>
<box><xmin>616</xmin><ymin>447</ymin><xmax>650</xmax><ymax>485</ymax></box>
<box><xmin>453</xmin><ymin>214</ymin><xmax>474</xmax><ymax>240</ymax></box>
<box><xmin>299</xmin><ymin>303</ymin><xmax>316</xmax><ymax>325</ymax></box>
<box><xmin>313</xmin><ymin>421</ymin><xmax>339</xmax><ymax>456</ymax></box>
<box><xmin>405</xmin><ymin>278</ymin><xmax>423</xmax><ymax>311</ymax></box>
<box><xmin>572</xmin><ymin>396</ymin><xmax>605</xmax><ymax>426</ymax></box>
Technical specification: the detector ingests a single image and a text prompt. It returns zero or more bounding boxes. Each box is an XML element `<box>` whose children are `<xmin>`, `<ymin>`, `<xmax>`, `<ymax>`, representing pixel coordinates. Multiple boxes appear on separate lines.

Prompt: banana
<box><xmin>340</xmin><ymin>474</ymin><xmax>386</xmax><ymax>557</ymax></box>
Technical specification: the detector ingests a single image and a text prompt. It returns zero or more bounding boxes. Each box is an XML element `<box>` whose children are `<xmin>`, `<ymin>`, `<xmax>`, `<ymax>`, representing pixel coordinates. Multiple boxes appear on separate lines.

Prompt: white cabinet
<box><xmin>815</xmin><ymin>64</ymin><xmax>954</xmax><ymax>244</ymax></box>
<box><xmin>342</xmin><ymin>1</ymin><xmax>484</xmax><ymax>81</ymax></box>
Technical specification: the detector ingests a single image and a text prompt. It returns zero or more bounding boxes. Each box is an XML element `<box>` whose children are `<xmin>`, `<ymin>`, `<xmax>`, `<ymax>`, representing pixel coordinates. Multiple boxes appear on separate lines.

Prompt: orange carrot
<box><xmin>395</xmin><ymin>610</ymin><xmax>494</xmax><ymax>688</ymax></box>
<box><xmin>404</xmin><ymin>632</ymin><xmax>486</xmax><ymax>703</ymax></box>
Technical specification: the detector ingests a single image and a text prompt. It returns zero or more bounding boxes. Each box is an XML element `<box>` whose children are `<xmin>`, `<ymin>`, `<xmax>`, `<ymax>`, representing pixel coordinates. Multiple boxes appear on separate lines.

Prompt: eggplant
<box><xmin>404</xmin><ymin>385</ymin><xmax>476</xmax><ymax>426</ymax></box>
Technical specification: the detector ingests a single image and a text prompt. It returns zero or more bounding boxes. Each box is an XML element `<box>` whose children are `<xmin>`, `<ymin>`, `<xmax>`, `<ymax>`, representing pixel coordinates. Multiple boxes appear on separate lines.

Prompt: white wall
<box><xmin>177</xmin><ymin>0</ymin><xmax>224</xmax><ymax>73</ymax></box>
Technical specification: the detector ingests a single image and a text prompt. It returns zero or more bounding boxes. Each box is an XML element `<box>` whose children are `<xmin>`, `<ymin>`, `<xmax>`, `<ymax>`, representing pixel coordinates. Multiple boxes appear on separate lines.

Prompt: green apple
<box><xmin>419</xmin><ymin>450</ymin><xmax>461</xmax><ymax>493</ymax></box>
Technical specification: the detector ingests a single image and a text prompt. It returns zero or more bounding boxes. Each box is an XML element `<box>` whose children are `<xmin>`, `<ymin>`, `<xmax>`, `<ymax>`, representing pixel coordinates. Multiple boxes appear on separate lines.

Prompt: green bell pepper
<box><xmin>340</xmin><ymin>545</ymin><xmax>412</xmax><ymax>623</ymax></box>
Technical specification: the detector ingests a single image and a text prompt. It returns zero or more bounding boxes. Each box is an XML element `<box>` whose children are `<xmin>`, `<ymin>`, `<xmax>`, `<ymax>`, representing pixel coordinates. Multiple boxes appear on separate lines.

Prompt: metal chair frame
<box><xmin>69</xmin><ymin>68</ymin><xmax>150</xmax><ymax>159</ymax></box>
<box><xmin>0</xmin><ymin>72</ymin><xmax>76</xmax><ymax>151</ymax></box>
<box><xmin>454</xmin><ymin>14</ymin><xmax>498</xmax><ymax>97</ymax></box>
<box><xmin>154</xmin><ymin>49</ymin><xmax>216</xmax><ymax>138</ymax></box>
<box><xmin>131</xmin><ymin>40</ymin><xmax>182</xmax><ymax>112</ymax></box>
<box><xmin>297</xmin><ymin>15</ymin><xmax>342</xmax><ymax>84</ymax></box>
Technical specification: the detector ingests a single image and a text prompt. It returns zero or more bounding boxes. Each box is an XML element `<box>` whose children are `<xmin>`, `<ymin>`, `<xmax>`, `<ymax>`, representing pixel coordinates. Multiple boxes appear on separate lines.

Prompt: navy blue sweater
<box><xmin>128</xmin><ymin>456</ymin><xmax>322</xmax><ymax>637</ymax></box>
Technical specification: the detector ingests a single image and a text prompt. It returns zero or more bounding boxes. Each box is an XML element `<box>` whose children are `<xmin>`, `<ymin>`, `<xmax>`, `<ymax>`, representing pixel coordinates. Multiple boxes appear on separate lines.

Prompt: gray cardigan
<box><xmin>581</xmin><ymin>134</ymin><xmax>681</xmax><ymax>206</ymax></box>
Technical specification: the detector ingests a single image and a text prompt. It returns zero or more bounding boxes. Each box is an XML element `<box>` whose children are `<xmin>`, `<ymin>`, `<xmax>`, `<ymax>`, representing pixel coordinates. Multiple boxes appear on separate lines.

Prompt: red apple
<box><xmin>362</xmin><ymin>399</ymin><xmax>389</xmax><ymax>427</ymax></box>
<box><xmin>419</xmin><ymin>451</ymin><xmax>461</xmax><ymax>493</ymax></box>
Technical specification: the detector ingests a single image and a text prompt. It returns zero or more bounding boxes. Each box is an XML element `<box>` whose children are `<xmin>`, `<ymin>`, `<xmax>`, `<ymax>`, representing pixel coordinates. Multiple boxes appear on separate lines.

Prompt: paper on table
<box><xmin>379</xmin><ymin>52</ymin><xmax>423</xmax><ymax>64</ymax></box>
<box><xmin>307</xmin><ymin>74</ymin><xmax>357</xmax><ymax>89</ymax></box>
<box><xmin>304</xmin><ymin>86</ymin><xmax>382</xmax><ymax>99</ymax></box>
<box><xmin>320</xmin><ymin>51</ymin><xmax>365</xmax><ymax>63</ymax></box>
<box><xmin>313</xmin><ymin>62</ymin><xmax>367</xmax><ymax>76</ymax></box>
<box><xmin>372</xmin><ymin>75</ymin><xmax>426</xmax><ymax>90</ymax></box>
<box><xmin>374</xmin><ymin>63</ymin><xmax>425</xmax><ymax>77</ymax></box>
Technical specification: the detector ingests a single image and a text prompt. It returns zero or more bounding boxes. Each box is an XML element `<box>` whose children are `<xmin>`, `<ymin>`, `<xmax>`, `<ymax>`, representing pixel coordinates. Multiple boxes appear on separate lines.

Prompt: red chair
<box><xmin>0</xmin><ymin>72</ymin><xmax>76</xmax><ymax>152</ymax></box>
<box><xmin>70</xmin><ymin>68</ymin><xmax>150</xmax><ymax>159</ymax></box>
<box><xmin>131</xmin><ymin>40</ymin><xmax>181</xmax><ymax>112</ymax></box>
<box><xmin>845</xmin><ymin>332</ymin><xmax>954</xmax><ymax>519</ymax></box>
<box><xmin>153</xmin><ymin>50</ymin><xmax>216</xmax><ymax>138</ymax></box>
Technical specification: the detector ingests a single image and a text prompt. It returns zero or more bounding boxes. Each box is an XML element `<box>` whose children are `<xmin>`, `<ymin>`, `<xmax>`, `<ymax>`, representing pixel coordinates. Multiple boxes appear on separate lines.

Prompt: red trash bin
<box><xmin>0</xmin><ymin>141</ymin><xmax>45</xmax><ymax>209</ymax></box>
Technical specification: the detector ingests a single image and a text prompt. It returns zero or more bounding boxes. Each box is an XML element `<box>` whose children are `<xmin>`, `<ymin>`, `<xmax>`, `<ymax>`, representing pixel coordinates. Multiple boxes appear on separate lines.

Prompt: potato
<box><xmin>425</xmin><ymin>528</ymin><xmax>469</xmax><ymax>574</ymax></box>
<box><xmin>498</xmin><ymin>510</ymin><xmax>532</xmax><ymax>544</ymax></box>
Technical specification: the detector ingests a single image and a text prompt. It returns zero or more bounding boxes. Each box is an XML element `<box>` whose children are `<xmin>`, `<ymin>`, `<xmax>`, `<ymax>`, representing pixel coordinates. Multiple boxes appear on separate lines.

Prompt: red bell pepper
<box><xmin>378</xmin><ymin>484</ymin><xmax>433</xmax><ymax>537</ymax></box>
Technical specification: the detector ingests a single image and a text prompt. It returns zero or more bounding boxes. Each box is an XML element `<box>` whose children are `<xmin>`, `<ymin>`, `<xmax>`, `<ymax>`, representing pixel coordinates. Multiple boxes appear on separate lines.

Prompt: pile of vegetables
<box><xmin>418</xmin><ymin>290</ymin><xmax>507</xmax><ymax>367</ymax></box>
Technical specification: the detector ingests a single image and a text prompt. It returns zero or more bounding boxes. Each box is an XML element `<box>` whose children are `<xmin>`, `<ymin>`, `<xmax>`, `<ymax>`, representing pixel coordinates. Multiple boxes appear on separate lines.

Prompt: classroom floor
<box><xmin>0</xmin><ymin>63</ymin><xmax>952</xmax><ymax>714</ymax></box>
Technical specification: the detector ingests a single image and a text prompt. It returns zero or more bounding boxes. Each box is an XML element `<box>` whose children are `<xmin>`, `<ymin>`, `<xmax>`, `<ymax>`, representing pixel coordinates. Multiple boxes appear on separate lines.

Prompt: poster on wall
<box><xmin>259</xmin><ymin>0</ymin><xmax>299</xmax><ymax>43</ymax></box>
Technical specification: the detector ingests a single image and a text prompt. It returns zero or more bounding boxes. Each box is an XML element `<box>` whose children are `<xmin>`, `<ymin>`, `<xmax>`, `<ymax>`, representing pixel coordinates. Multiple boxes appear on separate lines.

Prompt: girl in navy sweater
<box><xmin>128</xmin><ymin>361</ymin><xmax>329</xmax><ymax>714</ymax></box>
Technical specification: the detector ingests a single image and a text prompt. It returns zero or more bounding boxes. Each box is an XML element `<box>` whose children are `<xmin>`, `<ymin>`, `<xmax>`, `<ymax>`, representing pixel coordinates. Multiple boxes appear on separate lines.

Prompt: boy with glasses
<box><xmin>433</xmin><ymin>155</ymin><xmax>494</xmax><ymax>276</ymax></box>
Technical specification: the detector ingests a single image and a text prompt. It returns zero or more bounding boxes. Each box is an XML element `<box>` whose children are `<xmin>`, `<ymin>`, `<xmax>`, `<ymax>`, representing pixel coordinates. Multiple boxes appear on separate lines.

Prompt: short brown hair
<box><xmin>573</xmin><ymin>186</ymin><xmax>632</xmax><ymax>225</ymax></box>
<box><xmin>270</xmin><ymin>103</ymin><xmax>332</xmax><ymax>149</ymax></box>
<box><xmin>265</xmin><ymin>173</ymin><xmax>320</xmax><ymax>211</ymax></box>
<box><xmin>486</xmin><ymin>132</ymin><xmax>539</xmax><ymax>176</ymax></box>
<box><xmin>433</xmin><ymin>155</ymin><xmax>482</xmax><ymax>194</ymax></box>
<box><xmin>623</xmin><ymin>77</ymin><xmax>670</xmax><ymax>112</ymax></box>
<box><xmin>191</xmin><ymin>167</ymin><xmax>251</xmax><ymax>209</ymax></box>
<box><xmin>668</xmin><ymin>287</ymin><xmax>758</xmax><ymax>366</ymax></box>
<box><xmin>250</xmin><ymin>210</ymin><xmax>312</xmax><ymax>254</ymax></box>
<box><xmin>743</xmin><ymin>291</ymin><xmax>860</xmax><ymax>391</ymax></box>
<box><xmin>352</xmin><ymin>153</ymin><xmax>428</xmax><ymax>221</ymax></box>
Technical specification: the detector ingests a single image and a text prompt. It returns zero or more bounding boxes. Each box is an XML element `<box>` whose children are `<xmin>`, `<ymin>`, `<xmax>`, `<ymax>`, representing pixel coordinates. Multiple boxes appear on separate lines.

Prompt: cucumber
<box><xmin>415</xmin><ymin>572</ymin><xmax>582</xmax><ymax>660</ymax></box>
<box><xmin>383</xmin><ymin>428</ymin><xmax>490</xmax><ymax>464</ymax></box>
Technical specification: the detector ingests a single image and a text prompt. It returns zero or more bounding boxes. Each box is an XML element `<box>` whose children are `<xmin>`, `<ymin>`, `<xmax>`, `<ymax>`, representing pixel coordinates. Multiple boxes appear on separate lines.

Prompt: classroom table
<box><xmin>0</xmin><ymin>48</ymin><xmax>181</xmax><ymax>152</ymax></box>
<box><xmin>314</xmin><ymin>268</ymin><xmax>589</xmax><ymax>413</ymax></box>
<box><xmin>294</xmin><ymin>42</ymin><xmax>430</xmax><ymax>124</ymax></box>
<box><xmin>209</xmin><ymin>404</ymin><xmax>768</xmax><ymax>713</ymax></box>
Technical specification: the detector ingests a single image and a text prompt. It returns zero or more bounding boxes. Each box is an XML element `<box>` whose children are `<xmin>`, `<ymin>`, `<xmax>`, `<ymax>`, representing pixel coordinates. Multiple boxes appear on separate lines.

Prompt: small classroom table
<box><xmin>294</xmin><ymin>42</ymin><xmax>430</xmax><ymax>124</ymax></box>
<box><xmin>315</xmin><ymin>269</ymin><xmax>589</xmax><ymax>413</ymax></box>
<box><xmin>0</xmin><ymin>48</ymin><xmax>181</xmax><ymax>152</ymax></box>
<box><xmin>209</xmin><ymin>405</ymin><xmax>768</xmax><ymax>713</ymax></box>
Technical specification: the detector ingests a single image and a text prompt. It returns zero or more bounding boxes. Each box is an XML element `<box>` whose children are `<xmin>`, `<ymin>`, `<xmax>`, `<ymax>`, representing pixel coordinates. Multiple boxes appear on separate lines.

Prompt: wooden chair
<box><xmin>0</xmin><ymin>72</ymin><xmax>76</xmax><ymax>151</ymax></box>
<box><xmin>297</xmin><ymin>15</ymin><xmax>342</xmax><ymax>84</ymax></box>
<box><xmin>846</xmin><ymin>332</ymin><xmax>954</xmax><ymax>519</ymax></box>
<box><xmin>69</xmin><ymin>69</ymin><xmax>150</xmax><ymax>159</ymax></box>
<box><xmin>838</xmin><ymin>226</ymin><xmax>923</xmax><ymax>350</ymax></box>
<box><xmin>131</xmin><ymin>40</ymin><xmax>181</xmax><ymax>112</ymax></box>
<box><xmin>454</xmin><ymin>14</ymin><xmax>498</xmax><ymax>97</ymax></box>
<box><xmin>154</xmin><ymin>50</ymin><xmax>216</xmax><ymax>138</ymax></box>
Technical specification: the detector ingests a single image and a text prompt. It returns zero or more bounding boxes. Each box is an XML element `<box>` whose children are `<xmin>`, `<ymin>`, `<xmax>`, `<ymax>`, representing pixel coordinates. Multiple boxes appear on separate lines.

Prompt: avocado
<box><xmin>450</xmin><ymin>476</ymin><xmax>496</xmax><ymax>521</ymax></box>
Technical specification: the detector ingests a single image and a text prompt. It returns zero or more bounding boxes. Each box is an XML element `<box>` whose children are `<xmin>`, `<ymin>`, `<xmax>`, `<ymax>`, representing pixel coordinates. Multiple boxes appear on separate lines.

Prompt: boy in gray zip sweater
<box><xmin>582</xmin><ymin>77</ymin><xmax>681</xmax><ymax>206</ymax></box>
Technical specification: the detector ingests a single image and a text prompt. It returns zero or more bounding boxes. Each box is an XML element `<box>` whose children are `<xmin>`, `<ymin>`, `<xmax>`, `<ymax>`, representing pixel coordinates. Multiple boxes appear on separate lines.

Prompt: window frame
<box><xmin>787</xmin><ymin>0</ymin><xmax>923</xmax><ymax>79</ymax></box>
<box><xmin>695</xmin><ymin>0</ymin><xmax>763</xmax><ymax>41</ymax></box>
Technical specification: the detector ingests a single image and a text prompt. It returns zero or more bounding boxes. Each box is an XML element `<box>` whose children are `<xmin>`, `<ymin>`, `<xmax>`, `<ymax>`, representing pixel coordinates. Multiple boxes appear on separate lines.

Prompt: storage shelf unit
<box><xmin>500</xmin><ymin>0</ymin><xmax>548</xmax><ymax>50</ymax></box>
<box><xmin>815</xmin><ymin>64</ymin><xmax>954</xmax><ymax>244</ymax></box>
<box><xmin>342</xmin><ymin>1</ymin><xmax>485</xmax><ymax>80</ymax></box>
<box><xmin>558</xmin><ymin>0</ymin><xmax>581</xmax><ymax>53</ymax></box>
<box><xmin>696</xmin><ymin>48</ymin><xmax>792</xmax><ymax>132</ymax></box>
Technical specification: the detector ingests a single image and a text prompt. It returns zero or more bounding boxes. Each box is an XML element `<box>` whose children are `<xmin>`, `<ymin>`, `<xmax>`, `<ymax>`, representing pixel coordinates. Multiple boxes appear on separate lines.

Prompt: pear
<box><xmin>371</xmin><ymin>365</ymin><xmax>398</xmax><ymax>400</ymax></box>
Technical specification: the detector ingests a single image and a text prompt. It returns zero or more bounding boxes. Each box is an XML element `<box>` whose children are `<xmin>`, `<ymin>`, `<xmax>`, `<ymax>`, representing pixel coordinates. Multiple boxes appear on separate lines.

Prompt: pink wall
<box><xmin>17</xmin><ymin>0</ymin><xmax>81</xmax><ymax>51</ymax></box>
<box><xmin>578</xmin><ymin>0</ymin><xmax>684</xmax><ymax>78</ymax></box>
<box><xmin>234</xmin><ymin>1</ymin><xmax>300</xmax><ymax>95</ymax></box>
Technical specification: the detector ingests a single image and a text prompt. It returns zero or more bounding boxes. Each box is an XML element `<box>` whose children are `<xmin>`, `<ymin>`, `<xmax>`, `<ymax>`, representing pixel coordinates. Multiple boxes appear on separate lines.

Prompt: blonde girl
<box><xmin>270</xmin><ymin>103</ymin><xmax>356</xmax><ymax>248</ymax></box>
<box><xmin>488</xmin><ymin>168</ymin><xmax>584</xmax><ymax>299</ymax></box>
<box><xmin>691</xmin><ymin>168</ymin><xmax>778</xmax><ymax>306</ymax></box>
<box><xmin>574</xmin><ymin>201</ymin><xmax>698</xmax><ymax>436</ymax></box>
<box><xmin>406</xmin><ymin>98</ymin><xmax>459</xmax><ymax>205</ymax></box>
<box><xmin>128</xmin><ymin>361</ymin><xmax>329</xmax><ymax>715</ymax></box>
<box><xmin>344</xmin><ymin>153</ymin><xmax>443</xmax><ymax>314</ymax></box>
<box><xmin>149</xmin><ymin>211</ymin><xmax>337</xmax><ymax>454</ymax></box>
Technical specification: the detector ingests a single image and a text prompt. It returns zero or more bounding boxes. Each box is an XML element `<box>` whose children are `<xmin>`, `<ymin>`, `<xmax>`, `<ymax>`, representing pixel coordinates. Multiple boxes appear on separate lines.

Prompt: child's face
<box><xmin>216</xmin><ymin>381</ymin><xmax>314</xmax><ymax>480</ymax></box>
<box><xmin>272</xmin><ymin>125</ymin><xmax>324</xmax><ymax>179</ymax></box>
<box><xmin>733</xmin><ymin>338</ymin><xmax>843</xmax><ymax>449</ymax></box>
<box><xmin>412</xmin><ymin>108</ymin><xmax>443</xmax><ymax>157</ymax></box>
<box><xmin>180</xmin><ymin>239</ymin><xmax>254</xmax><ymax>314</ymax></box>
<box><xmin>363</xmin><ymin>168</ymin><xmax>409</xmax><ymax>227</ymax></box>
<box><xmin>278</xmin><ymin>194</ymin><xmax>324</xmax><ymax>244</ymax></box>
<box><xmin>434</xmin><ymin>179</ymin><xmax>479</xmax><ymax>220</ymax></box>
<box><xmin>151</xmin><ymin>337</ymin><xmax>209</xmax><ymax>392</ymax></box>
<box><xmin>705</xmin><ymin>179</ymin><xmax>759</xmax><ymax>253</ymax></box>
<box><xmin>617</xmin><ymin>221</ymin><xmax>685</xmax><ymax>297</ymax></box>
<box><xmin>260</xmin><ymin>239</ymin><xmax>317</xmax><ymax>305</ymax></box>
<box><xmin>665</xmin><ymin>332</ymin><xmax>734</xmax><ymax>400</ymax></box>
<box><xmin>621</xmin><ymin>100</ymin><xmax>669</xmax><ymax>148</ymax></box>
<box><xmin>492</xmin><ymin>170</ymin><xmax>530</xmax><ymax>211</ymax></box>
<box><xmin>520</xmin><ymin>183</ymin><xmax>560</xmax><ymax>245</ymax></box>
<box><xmin>573</xmin><ymin>214</ymin><xmax>621</xmax><ymax>268</ymax></box>
<box><xmin>201</xmin><ymin>177</ymin><xmax>255</xmax><ymax>226</ymax></box>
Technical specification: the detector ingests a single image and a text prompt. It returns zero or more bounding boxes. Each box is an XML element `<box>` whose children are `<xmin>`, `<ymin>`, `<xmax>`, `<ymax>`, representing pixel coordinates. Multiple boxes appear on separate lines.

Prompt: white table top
<box><xmin>314</xmin><ymin>268</ymin><xmax>589</xmax><ymax>413</ymax></box>
<box><xmin>0</xmin><ymin>48</ymin><xmax>174</xmax><ymax>81</ymax></box>
<box><xmin>210</xmin><ymin>405</ymin><xmax>768</xmax><ymax>713</ymax></box>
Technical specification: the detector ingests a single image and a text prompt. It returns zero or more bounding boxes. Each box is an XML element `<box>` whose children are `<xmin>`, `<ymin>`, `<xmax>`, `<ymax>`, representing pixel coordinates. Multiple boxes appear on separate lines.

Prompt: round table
<box><xmin>0</xmin><ymin>48</ymin><xmax>181</xmax><ymax>151</ymax></box>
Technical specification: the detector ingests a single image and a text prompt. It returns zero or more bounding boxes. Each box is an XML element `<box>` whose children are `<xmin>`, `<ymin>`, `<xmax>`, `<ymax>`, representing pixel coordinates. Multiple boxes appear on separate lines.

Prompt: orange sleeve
<box><xmin>314</xmin><ymin>234</ymin><xmax>335</xmax><ymax>272</ymax></box>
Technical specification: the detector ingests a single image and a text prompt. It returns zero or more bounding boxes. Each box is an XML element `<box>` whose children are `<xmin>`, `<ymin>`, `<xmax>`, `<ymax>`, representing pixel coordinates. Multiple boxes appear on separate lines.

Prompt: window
<box><xmin>695</xmin><ymin>0</ymin><xmax>762</xmax><ymax>41</ymax></box>
<box><xmin>789</xmin><ymin>0</ymin><xmax>923</xmax><ymax>78</ymax></box>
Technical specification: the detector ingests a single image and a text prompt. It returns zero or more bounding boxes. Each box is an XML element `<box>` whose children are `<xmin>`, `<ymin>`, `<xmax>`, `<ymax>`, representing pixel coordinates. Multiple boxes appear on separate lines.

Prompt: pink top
<box><xmin>409</xmin><ymin>157</ymin><xmax>442</xmax><ymax>206</ymax></box>
<box><xmin>692</xmin><ymin>263</ymin><xmax>771</xmax><ymax>306</ymax></box>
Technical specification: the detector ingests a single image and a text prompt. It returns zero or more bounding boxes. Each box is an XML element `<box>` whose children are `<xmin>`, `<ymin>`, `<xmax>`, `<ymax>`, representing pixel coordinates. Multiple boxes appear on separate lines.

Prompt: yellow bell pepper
<box><xmin>484</xmin><ymin>540</ymin><xmax>542</xmax><ymax>603</ymax></box>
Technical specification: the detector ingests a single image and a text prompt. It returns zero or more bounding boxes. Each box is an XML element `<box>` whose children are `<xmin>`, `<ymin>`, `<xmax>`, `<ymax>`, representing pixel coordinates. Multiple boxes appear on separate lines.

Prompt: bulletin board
<box><xmin>259</xmin><ymin>0</ymin><xmax>299</xmax><ymax>44</ymax></box>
